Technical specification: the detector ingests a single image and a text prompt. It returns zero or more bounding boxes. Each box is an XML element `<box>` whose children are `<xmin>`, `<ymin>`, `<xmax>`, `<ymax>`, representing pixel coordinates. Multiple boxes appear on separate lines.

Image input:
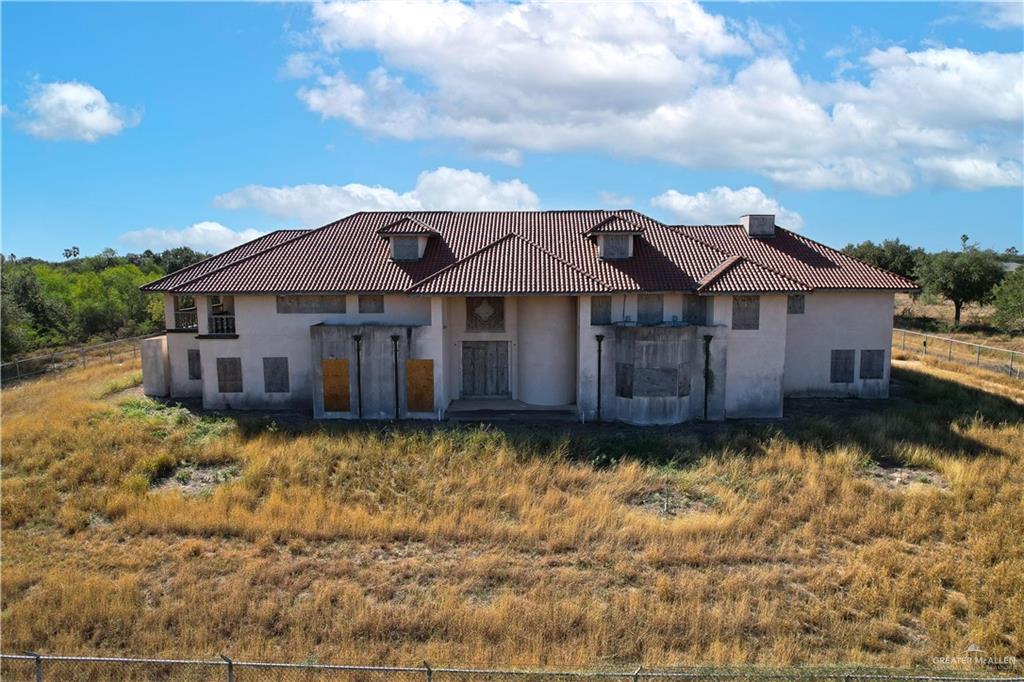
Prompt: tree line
<box><xmin>1</xmin><ymin>247</ymin><xmax>208</xmax><ymax>361</ymax></box>
<box><xmin>841</xmin><ymin>236</ymin><xmax>1023</xmax><ymax>331</ymax></box>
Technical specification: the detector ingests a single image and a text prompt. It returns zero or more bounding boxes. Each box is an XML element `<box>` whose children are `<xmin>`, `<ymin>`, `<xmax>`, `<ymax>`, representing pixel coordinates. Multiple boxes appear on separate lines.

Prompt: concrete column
<box><xmin>196</xmin><ymin>296</ymin><xmax>210</xmax><ymax>335</ymax></box>
<box><xmin>428</xmin><ymin>297</ymin><xmax>449</xmax><ymax>416</ymax></box>
<box><xmin>141</xmin><ymin>336</ymin><xmax>170</xmax><ymax>397</ymax></box>
<box><xmin>163</xmin><ymin>294</ymin><xmax>176</xmax><ymax>329</ymax></box>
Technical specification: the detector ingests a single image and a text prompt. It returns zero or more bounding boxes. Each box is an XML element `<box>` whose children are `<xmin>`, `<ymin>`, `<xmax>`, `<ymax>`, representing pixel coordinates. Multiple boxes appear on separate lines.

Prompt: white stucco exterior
<box><xmin>153</xmin><ymin>287</ymin><xmax>897</xmax><ymax>424</ymax></box>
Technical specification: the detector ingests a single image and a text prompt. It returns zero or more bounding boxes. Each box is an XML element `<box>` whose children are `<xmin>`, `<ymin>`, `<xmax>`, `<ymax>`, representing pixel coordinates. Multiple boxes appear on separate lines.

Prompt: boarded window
<box><xmin>732</xmin><ymin>296</ymin><xmax>760</xmax><ymax>330</ymax></box>
<box><xmin>322</xmin><ymin>359</ymin><xmax>350</xmax><ymax>412</ymax></box>
<box><xmin>187</xmin><ymin>349</ymin><xmax>202</xmax><ymax>381</ymax></box>
<box><xmin>860</xmin><ymin>349</ymin><xmax>885</xmax><ymax>379</ymax></box>
<box><xmin>830</xmin><ymin>349</ymin><xmax>855</xmax><ymax>383</ymax></box>
<box><xmin>591</xmin><ymin>296</ymin><xmax>612</xmax><ymax>325</ymax></box>
<box><xmin>466</xmin><ymin>297</ymin><xmax>505</xmax><ymax>332</ymax></box>
<box><xmin>406</xmin><ymin>359</ymin><xmax>435</xmax><ymax>412</ymax></box>
<box><xmin>615</xmin><ymin>363</ymin><xmax>634</xmax><ymax>398</ymax></box>
<box><xmin>358</xmin><ymin>295</ymin><xmax>385</xmax><ymax>314</ymax></box>
<box><xmin>263</xmin><ymin>357</ymin><xmax>290</xmax><ymax>393</ymax></box>
<box><xmin>390</xmin><ymin>236</ymin><xmax>420</xmax><ymax>261</ymax></box>
<box><xmin>787</xmin><ymin>294</ymin><xmax>805</xmax><ymax>314</ymax></box>
<box><xmin>637</xmin><ymin>295</ymin><xmax>663</xmax><ymax>325</ymax></box>
<box><xmin>684</xmin><ymin>296</ymin><xmax>707</xmax><ymax>325</ymax></box>
<box><xmin>216</xmin><ymin>357</ymin><xmax>243</xmax><ymax>393</ymax></box>
<box><xmin>276</xmin><ymin>295</ymin><xmax>346</xmax><ymax>314</ymax></box>
<box><xmin>601</xmin><ymin>234</ymin><xmax>631</xmax><ymax>259</ymax></box>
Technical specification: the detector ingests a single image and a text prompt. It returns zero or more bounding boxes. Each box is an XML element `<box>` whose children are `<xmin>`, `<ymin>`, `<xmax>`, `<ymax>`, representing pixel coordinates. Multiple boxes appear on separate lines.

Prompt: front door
<box><xmin>461</xmin><ymin>341</ymin><xmax>509</xmax><ymax>398</ymax></box>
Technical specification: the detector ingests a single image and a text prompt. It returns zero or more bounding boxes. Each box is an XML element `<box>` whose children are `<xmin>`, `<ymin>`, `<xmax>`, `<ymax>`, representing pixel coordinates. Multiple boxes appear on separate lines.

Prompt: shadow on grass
<box><xmin>152</xmin><ymin>363</ymin><xmax>1023</xmax><ymax>471</ymax></box>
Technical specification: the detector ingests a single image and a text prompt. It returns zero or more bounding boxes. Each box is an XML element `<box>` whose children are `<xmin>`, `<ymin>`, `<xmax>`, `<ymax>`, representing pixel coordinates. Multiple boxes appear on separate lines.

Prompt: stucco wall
<box><xmin>197</xmin><ymin>294</ymin><xmax>431</xmax><ymax>410</ymax></box>
<box><xmin>517</xmin><ymin>296</ymin><xmax>577</xmax><ymax>406</ymax></box>
<box><xmin>783</xmin><ymin>291</ymin><xmax>894</xmax><ymax>398</ymax></box>
<box><xmin>166</xmin><ymin>332</ymin><xmax>202</xmax><ymax>398</ymax></box>
<box><xmin>445</xmin><ymin>296</ymin><xmax>521</xmax><ymax>400</ymax></box>
<box><xmin>141</xmin><ymin>336</ymin><xmax>169</xmax><ymax>397</ymax></box>
<box><xmin>713</xmin><ymin>294</ymin><xmax>788</xmax><ymax>418</ymax></box>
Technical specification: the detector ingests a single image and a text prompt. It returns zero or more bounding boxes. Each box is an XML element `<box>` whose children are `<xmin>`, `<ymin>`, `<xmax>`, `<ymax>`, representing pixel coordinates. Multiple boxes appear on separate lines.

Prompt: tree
<box><xmin>63</xmin><ymin>246</ymin><xmax>80</xmax><ymax>259</ymax></box>
<box><xmin>991</xmin><ymin>268</ymin><xmax>1024</xmax><ymax>332</ymax></box>
<box><xmin>915</xmin><ymin>248</ymin><xmax>1005</xmax><ymax>326</ymax></box>
<box><xmin>842</xmin><ymin>238</ymin><xmax>925</xmax><ymax>279</ymax></box>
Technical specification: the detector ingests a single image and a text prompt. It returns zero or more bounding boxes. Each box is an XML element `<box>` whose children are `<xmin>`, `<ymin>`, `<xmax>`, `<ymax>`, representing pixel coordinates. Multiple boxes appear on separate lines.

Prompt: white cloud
<box><xmin>651</xmin><ymin>186</ymin><xmax>804</xmax><ymax>229</ymax></box>
<box><xmin>915</xmin><ymin>156</ymin><xmax>1023</xmax><ymax>190</ymax></box>
<box><xmin>289</xmin><ymin>1</ymin><xmax>1023</xmax><ymax>194</ymax></box>
<box><xmin>121</xmin><ymin>222</ymin><xmax>263</xmax><ymax>252</ymax></box>
<box><xmin>599</xmin><ymin>191</ymin><xmax>634</xmax><ymax>207</ymax></box>
<box><xmin>22</xmin><ymin>81</ymin><xmax>138</xmax><ymax>142</ymax></box>
<box><xmin>977</xmin><ymin>2</ymin><xmax>1024</xmax><ymax>29</ymax></box>
<box><xmin>214</xmin><ymin>167</ymin><xmax>540</xmax><ymax>225</ymax></box>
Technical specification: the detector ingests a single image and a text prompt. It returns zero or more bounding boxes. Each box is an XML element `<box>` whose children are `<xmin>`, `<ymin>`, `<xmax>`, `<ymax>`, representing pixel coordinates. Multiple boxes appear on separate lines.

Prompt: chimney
<box><xmin>741</xmin><ymin>214</ymin><xmax>775</xmax><ymax>237</ymax></box>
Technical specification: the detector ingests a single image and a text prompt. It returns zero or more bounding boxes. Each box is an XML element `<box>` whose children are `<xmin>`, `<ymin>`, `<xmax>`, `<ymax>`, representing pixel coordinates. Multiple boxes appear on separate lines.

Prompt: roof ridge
<box><xmin>778</xmin><ymin>226</ymin><xmax>918</xmax><ymax>288</ymax></box>
<box><xmin>153</xmin><ymin>217</ymin><xmax>352</xmax><ymax>292</ymax></box>
<box><xmin>513</xmin><ymin>232</ymin><xmax>612</xmax><ymax>292</ymax></box>
<box><xmin>696</xmin><ymin>255</ymin><xmax>743</xmax><ymax>291</ymax></box>
<box><xmin>674</xmin><ymin>226</ymin><xmax>812</xmax><ymax>290</ymax></box>
<box><xmin>405</xmin><ymin>232</ymin><xmax>519</xmax><ymax>293</ymax></box>
<box><xmin>140</xmin><ymin>229</ymin><xmax>303</xmax><ymax>291</ymax></box>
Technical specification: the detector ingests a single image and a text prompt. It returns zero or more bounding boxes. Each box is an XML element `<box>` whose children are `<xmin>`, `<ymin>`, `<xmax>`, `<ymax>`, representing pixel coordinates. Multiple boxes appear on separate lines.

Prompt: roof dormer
<box><xmin>583</xmin><ymin>215</ymin><xmax>644</xmax><ymax>260</ymax></box>
<box><xmin>377</xmin><ymin>215</ymin><xmax>438</xmax><ymax>261</ymax></box>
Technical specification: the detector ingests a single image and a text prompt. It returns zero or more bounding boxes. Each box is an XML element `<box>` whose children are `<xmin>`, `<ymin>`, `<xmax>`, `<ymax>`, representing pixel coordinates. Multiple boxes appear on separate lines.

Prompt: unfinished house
<box><xmin>140</xmin><ymin>211</ymin><xmax>916</xmax><ymax>424</ymax></box>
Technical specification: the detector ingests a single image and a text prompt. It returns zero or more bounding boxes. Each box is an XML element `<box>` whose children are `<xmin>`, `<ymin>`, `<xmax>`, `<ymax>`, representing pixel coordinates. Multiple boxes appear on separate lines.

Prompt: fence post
<box><xmin>976</xmin><ymin>345</ymin><xmax>981</xmax><ymax>367</ymax></box>
<box><xmin>902</xmin><ymin>330</ymin><xmax>906</xmax><ymax>350</ymax></box>
<box><xmin>15</xmin><ymin>359</ymin><xmax>22</xmax><ymax>380</ymax></box>
<box><xmin>923</xmin><ymin>338</ymin><xmax>927</xmax><ymax>355</ymax></box>
<box><xmin>220</xmin><ymin>655</ymin><xmax>233</xmax><ymax>682</ymax></box>
<box><xmin>1011</xmin><ymin>351</ymin><xmax>1015</xmax><ymax>375</ymax></box>
<box><xmin>423</xmin><ymin>660</ymin><xmax>433</xmax><ymax>682</ymax></box>
<box><xmin>947</xmin><ymin>339</ymin><xmax>953</xmax><ymax>361</ymax></box>
<box><xmin>22</xmin><ymin>651</ymin><xmax>41</xmax><ymax>682</ymax></box>
<box><xmin>633</xmin><ymin>665</ymin><xmax>642</xmax><ymax>682</ymax></box>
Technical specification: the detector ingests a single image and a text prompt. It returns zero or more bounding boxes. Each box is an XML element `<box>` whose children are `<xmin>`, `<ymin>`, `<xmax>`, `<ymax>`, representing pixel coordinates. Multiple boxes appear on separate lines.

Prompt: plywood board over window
<box><xmin>466</xmin><ymin>297</ymin><xmax>505</xmax><ymax>332</ymax></box>
<box><xmin>406</xmin><ymin>359</ymin><xmax>434</xmax><ymax>412</ymax></box>
<box><xmin>359</xmin><ymin>295</ymin><xmax>385</xmax><ymax>314</ymax></box>
<box><xmin>187</xmin><ymin>349</ymin><xmax>202</xmax><ymax>380</ymax></box>
<box><xmin>263</xmin><ymin>357</ymin><xmax>290</xmax><ymax>393</ymax></box>
<box><xmin>322</xmin><ymin>359</ymin><xmax>350</xmax><ymax>412</ymax></box>
<box><xmin>216</xmin><ymin>357</ymin><xmax>243</xmax><ymax>393</ymax></box>
<box><xmin>732</xmin><ymin>296</ymin><xmax>760</xmax><ymax>330</ymax></box>
<box><xmin>637</xmin><ymin>295</ymin><xmax>663</xmax><ymax>325</ymax></box>
<box><xmin>276</xmin><ymin>295</ymin><xmax>346</xmax><ymax>314</ymax></box>
<box><xmin>787</xmin><ymin>294</ymin><xmax>805</xmax><ymax>314</ymax></box>
<box><xmin>860</xmin><ymin>349</ymin><xmax>885</xmax><ymax>379</ymax></box>
<box><xmin>830</xmin><ymin>349</ymin><xmax>855</xmax><ymax>383</ymax></box>
<box><xmin>591</xmin><ymin>296</ymin><xmax>612</xmax><ymax>325</ymax></box>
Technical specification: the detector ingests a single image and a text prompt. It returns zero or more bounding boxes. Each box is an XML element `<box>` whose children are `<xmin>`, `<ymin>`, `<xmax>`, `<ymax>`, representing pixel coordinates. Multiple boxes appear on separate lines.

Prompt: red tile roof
<box><xmin>141</xmin><ymin>230</ymin><xmax>309</xmax><ymax>292</ymax></box>
<box><xmin>582</xmin><ymin>215</ymin><xmax>645</xmax><ymax>235</ymax></box>
<box><xmin>141</xmin><ymin>211</ymin><xmax>917</xmax><ymax>296</ymax></box>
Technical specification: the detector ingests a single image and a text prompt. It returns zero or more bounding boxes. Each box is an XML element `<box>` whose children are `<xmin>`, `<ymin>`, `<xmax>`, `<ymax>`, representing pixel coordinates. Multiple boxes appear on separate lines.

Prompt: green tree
<box><xmin>991</xmin><ymin>268</ymin><xmax>1024</xmax><ymax>332</ymax></box>
<box><xmin>915</xmin><ymin>248</ymin><xmax>1005</xmax><ymax>326</ymax></box>
<box><xmin>842</xmin><ymin>239</ymin><xmax>925</xmax><ymax>279</ymax></box>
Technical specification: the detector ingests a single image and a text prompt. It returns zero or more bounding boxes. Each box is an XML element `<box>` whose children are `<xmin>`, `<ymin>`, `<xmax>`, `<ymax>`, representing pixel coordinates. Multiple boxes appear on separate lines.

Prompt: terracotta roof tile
<box><xmin>143</xmin><ymin>211</ymin><xmax>916</xmax><ymax>295</ymax></box>
<box><xmin>376</xmin><ymin>215</ymin><xmax>440</xmax><ymax>236</ymax></box>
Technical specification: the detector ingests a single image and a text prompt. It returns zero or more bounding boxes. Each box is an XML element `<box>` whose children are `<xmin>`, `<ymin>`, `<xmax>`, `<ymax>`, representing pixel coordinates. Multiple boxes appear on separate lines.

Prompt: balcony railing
<box><xmin>207</xmin><ymin>314</ymin><xmax>236</xmax><ymax>335</ymax></box>
<box><xmin>173</xmin><ymin>309</ymin><xmax>198</xmax><ymax>330</ymax></box>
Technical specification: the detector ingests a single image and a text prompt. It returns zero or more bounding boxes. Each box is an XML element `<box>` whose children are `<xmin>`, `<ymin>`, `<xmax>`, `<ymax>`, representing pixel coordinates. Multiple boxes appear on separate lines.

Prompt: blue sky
<box><xmin>2</xmin><ymin>1</ymin><xmax>1022</xmax><ymax>260</ymax></box>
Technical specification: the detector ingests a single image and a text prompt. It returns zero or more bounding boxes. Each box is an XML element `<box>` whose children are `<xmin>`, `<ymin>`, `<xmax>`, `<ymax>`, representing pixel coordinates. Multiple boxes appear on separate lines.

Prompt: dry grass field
<box><xmin>2</xmin><ymin>354</ymin><xmax>1022</xmax><ymax>670</ymax></box>
<box><xmin>894</xmin><ymin>293</ymin><xmax>1024</xmax><ymax>353</ymax></box>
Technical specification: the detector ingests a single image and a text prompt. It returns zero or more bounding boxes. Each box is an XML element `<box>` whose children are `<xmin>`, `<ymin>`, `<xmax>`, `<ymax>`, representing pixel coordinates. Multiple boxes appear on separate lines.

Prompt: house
<box><xmin>139</xmin><ymin>210</ymin><xmax>916</xmax><ymax>424</ymax></box>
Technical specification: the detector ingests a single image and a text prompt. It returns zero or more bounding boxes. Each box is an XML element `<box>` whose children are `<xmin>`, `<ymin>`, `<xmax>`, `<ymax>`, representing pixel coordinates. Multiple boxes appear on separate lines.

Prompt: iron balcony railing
<box><xmin>173</xmin><ymin>309</ymin><xmax>198</xmax><ymax>330</ymax></box>
<box><xmin>208</xmin><ymin>314</ymin><xmax>237</xmax><ymax>335</ymax></box>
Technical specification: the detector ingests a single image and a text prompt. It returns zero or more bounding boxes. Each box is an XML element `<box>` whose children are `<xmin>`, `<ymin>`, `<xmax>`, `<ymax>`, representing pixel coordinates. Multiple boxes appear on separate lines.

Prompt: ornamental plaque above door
<box><xmin>466</xmin><ymin>297</ymin><xmax>505</xmax><ymax>332</ymax></box>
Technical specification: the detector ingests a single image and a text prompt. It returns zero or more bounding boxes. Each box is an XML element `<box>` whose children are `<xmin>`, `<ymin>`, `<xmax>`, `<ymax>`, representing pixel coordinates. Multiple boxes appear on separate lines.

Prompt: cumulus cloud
<box><xmin>288</xmin><ymin>1</ymin><xmax>1023</xmax><ymax>194</ymax></box>
<box><xmin>121</xmin><ymin>222</ymin><xmax>264</xmax><ymax>252</ymax></box>
<box><xmin>214</xmin><ymin>167</ymin><xmax>540</xmax><ymax>225</ymax></box>
<box><xmin>651</xmin><ymin>186</ymin><xmax>804</xmax><ymax>229</ymax></box>
<box><xmin>22</xmin><ymin>81</ymin><xmax>139</xmax><ymax>142</ymax></box>
<box><xmin>915</xmin><ymin>156</ymin><xmax>1023</xmax><ymax>190</ymax></box>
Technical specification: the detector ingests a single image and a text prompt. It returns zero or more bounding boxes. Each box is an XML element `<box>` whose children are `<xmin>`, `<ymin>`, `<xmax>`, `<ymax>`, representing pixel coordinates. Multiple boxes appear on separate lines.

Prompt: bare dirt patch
<box><xmin>628</xmin><ymin>488</ymin><xmax>713</xmax><ymax>516</ymax></box>
<box><xmin>864</xmin><ymin>464</ymin><xmax>949</xmax><ymax>492</ymax></box>
<box><xmin>153</xmin><ymin>463</ymin><xmax>241</xmax><ymax>496</ymax></box>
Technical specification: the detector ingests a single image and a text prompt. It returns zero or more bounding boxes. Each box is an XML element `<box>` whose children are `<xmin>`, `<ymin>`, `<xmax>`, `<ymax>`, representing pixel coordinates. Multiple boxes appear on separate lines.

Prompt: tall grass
<box><xmin>1</xmin><ymin>357</ymin><xmax>1022</xmax><ymax>667</ymax></box>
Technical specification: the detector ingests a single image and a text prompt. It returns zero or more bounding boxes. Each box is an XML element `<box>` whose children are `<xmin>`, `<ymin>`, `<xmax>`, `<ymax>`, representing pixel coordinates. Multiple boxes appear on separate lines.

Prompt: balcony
<box><xmin>208</xmin><ymin>314</ymin><xmax>236</xmax><ymax>335</ymax></box>
<box><xmin>173</xmin><ymin>309</ymin><xmax>198</xmax><ymax>330</ymax></box>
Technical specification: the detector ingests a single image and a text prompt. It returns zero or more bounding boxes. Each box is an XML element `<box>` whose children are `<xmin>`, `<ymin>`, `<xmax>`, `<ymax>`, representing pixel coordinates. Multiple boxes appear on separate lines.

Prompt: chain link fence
<box><xmin>893</xmin><ymin>329</ymin><xmax>1022</xmax><ymax>378</ymax></box>
<box><xmin>0</xmin><ymin>333</ymin><xmax>158</xmax><ymax>384</ymax></box>
<box><xmin>1</xmin><ymin>655</ymin><xmax>1020</xmax><ymax>682</ymax></box>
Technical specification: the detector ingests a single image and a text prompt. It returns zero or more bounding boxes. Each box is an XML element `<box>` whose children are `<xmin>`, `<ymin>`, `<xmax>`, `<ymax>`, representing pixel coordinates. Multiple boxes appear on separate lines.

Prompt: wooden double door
<box><xmin>461</xmin><ymin>341</ymin><xmax>509</xmax><ymax>398</ymax></box>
